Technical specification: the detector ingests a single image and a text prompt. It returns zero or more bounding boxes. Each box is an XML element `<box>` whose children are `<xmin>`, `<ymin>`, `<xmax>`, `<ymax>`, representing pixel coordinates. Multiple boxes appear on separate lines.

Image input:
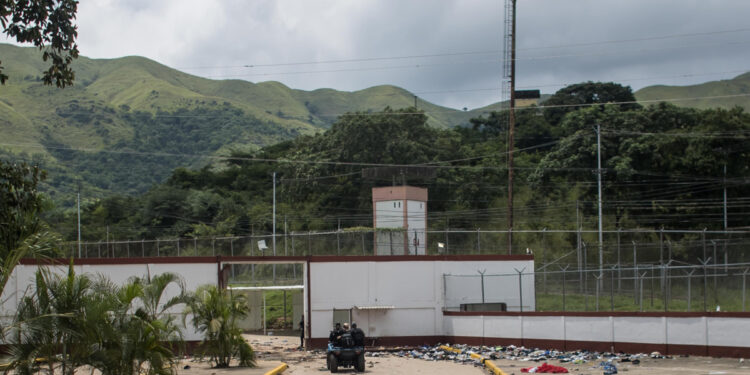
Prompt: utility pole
<box><xmin>596</xmin><ymin>124</ymin><xmax>604</xmax><ymax>285</ymax></box>
<box><xmin>272</xmin><ymin>171</ymin><xmax>277</xmax><ymax>256</ymax></box>
<box><xmin>504</xmin><ymin>0</ymin><xmax>517</xmax><ymax>255</ymax></box>
<box><xmin>77</xmin><ymin>185</ymin><xmax>82</xmax><ymax>258</ymax></box>
<box><xmin>723</xmin><ymin>163</ymin><xmax>728</xmax><ymax>230</ymax></box>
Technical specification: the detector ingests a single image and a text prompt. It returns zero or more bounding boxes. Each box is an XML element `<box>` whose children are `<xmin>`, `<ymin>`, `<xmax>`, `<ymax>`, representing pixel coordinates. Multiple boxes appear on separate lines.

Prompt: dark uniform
<box><xmin>329</xmin><ymin>323</ymin><xmax>343</xmax><ymax>346</ymax></box>
<box><xmin>351</xmin><ymin>322</ymin><xmax>365</xmax><ymax>347</ymax></box>
<box><xmin>299</xmin><ymin>315</ymin><xmax>305</xmax><ymax>348</ymax></box>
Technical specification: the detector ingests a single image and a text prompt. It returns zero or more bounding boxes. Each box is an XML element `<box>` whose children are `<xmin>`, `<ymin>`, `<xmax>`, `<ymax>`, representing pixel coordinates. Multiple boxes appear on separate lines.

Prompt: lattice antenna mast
<box><xmin>503</xmin><ymin>0</ymin><xmax>517</xmax><ymax>255</ymax></box>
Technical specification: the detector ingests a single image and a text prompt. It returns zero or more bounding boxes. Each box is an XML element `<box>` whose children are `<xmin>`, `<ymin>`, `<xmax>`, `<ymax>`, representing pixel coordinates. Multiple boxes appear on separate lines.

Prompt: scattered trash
<box><xmin>358</xmin><ymin>342</ymin><xmax>666</xmax><ymax>371</ymax></box>
<box><xmin>600</xmin><ymin>361</ymin><xmax>617</xmax><ymax>375</ymax></box>
<box><xmin>521</xmin><ymin>363</ymin><xmax>569</xmax><ymax>373</ymax></box>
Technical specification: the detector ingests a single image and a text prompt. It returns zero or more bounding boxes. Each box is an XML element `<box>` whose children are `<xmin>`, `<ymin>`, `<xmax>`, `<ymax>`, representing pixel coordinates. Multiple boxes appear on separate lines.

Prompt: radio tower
<box><xmin>503</xmin><ymin>0</ymin><xmax>517</xmax><ymax>255</ymax></box>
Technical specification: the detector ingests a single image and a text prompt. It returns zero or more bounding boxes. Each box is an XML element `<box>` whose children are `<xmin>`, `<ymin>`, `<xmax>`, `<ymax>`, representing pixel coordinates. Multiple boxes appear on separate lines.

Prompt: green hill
<box><xmin>635</xmin><ymin>72</ymin><xmax>750</xmax><ymax>110</ymax></box>
<box><xmin>0</xmin><ymin>44</ymin><xmax>479</xmax><ymax>203</ymax></box>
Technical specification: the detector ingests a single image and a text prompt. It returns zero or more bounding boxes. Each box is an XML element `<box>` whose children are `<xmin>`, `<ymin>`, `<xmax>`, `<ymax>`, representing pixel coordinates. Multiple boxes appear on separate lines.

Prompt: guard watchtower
<box><xmin>372</xmin><ymin>186</ymin><xmax>427</xmax><ymax>255</ymax></box>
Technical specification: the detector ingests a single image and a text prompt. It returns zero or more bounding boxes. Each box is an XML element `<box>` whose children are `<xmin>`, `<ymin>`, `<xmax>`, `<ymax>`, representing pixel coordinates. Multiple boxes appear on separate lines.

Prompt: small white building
<box><xmin>372</xmin><ymin>186</ymin><xmax>427</xmax><ymax>255</ymax></box>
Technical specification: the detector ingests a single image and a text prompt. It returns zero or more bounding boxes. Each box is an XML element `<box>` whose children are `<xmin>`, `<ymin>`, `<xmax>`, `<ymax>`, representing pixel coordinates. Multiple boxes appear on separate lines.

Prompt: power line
<box><xmin>175</xmin><ymin>27</ymin><xmax>750</xmax><ymax>71</ymax></box>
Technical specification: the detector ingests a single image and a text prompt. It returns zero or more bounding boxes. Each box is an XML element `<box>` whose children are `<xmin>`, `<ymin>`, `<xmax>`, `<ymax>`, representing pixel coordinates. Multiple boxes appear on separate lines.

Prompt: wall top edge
<box><xmin>19</xmin><ymin>254</ymin><xmax>533</xmax><ymax>266</ymax></box>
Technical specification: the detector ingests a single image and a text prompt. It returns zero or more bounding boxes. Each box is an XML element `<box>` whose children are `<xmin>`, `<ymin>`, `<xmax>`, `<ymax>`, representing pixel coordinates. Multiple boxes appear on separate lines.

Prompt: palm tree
<box><xmin>85</xmin><ymin>275</ymin><xmax>184</xmax><ymax>375</ymax></box>
<box><xmin>6</xmin><ymin>265</ymin><xmax>187</xmax><ymax>375</ymax></box>
<box><xmin>6</xmin><ymin>264</ymin><xmax>92</xmax><ymax>375</ymax></box>
<box><xmin>183</xmin><ymin>285</ymin><xmax>255</xmax><ymax>368</ymax></box>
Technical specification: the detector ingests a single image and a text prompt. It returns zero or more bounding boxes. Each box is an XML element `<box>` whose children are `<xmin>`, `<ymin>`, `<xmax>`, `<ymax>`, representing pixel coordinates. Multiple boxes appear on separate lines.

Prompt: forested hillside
<box><xmin>0</xmin><ymin>44</ymin><xmax>477</xmax><ymax>204</ymax></box>
<box><xmin>52</xmin><ymin>83</ymin><xmax>750</xmax><ymax>244</ymax></box>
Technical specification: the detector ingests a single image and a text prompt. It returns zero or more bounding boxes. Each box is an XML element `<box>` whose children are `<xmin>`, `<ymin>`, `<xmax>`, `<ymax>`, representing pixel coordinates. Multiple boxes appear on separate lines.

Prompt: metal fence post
<box><xmin>478</xmin><ymin>270</ymin><xmax>486</xmax><ymax>303</ymax></box>
<box><xmin>632</xmin><ymin>241</ymin><xmax>637</xmax><ymax>304</ymax></box>
<box><xmin>699</xmin><ymin>257</ymin><xmax>711</xmax><ymax>312</ymax></box>
<box><xmin>639</xmin><ymin>272</ymin><xmax>646</xmax><ymax>312</ymax></box>
<box><xmin>578</xmin><ymin>227</ymin><xmax>582</xmax><ymax>293</ymax></box>
<box><xmin>616</xmin><ymin>228</ymin><xmax>621</xmax><ymax>292</ymax></box>
<box><xmin>560</xmin><ymin>265</ymin><xmax>569</xmax><ymax>312</ymax></box>
<box><xmin>594</xmin><ymin>273</ymin><xmax>602</xmax><ymax>312</ymax></box>
<box><xmin>743</xmin><ymin>268</ymin><xmax>749</xmax><ymax>312</ymax></box>
<box><xmin>515</xmin><ymin>267</ymin><xmax>526</xmax><ymax>313</ymax></box>
<box><xmin>542</xmin><ymin>228</ymin><xmax>547</xmax><ymax>294</ymax></box>
<box><xmin>711</xmin><ymin>240</ymin><xmax>718</xmax><ymax>293</ymax></box>
<box><xmin>177</xmin><ymin>238</ymin><xmax>180</xmax><ymax>256</ymax></box>
<box><xmin>156</xmin><ymin>239</ymin><xmax>160</xmax><ymax>257</ymax></box>
<box><xmin>610</xmin><ymin>265</ymin><xmax>616</xmax><ymax>311</ymax></box>
<box><xmin>582</xmin><ymin>242</ymin><xmax>588</xmax><ymax>301</ymax></box>
<box><xmin>685</xmin><ymin>269</ymin><xmax>695</xmax><ymax>312</ymax></box>
<box><xmin>142</xmin><ymin>239</ymin><xmax>145</xmax><ymax>257</ymax></box>
<box><xmin>477</xmin><ymin>228</ymin><xmax>481</xmax><ymax>254</ymax></box>
<box><xmin>445</xmin><ymin>227</ymin><xmax>450</xmax><ymax>254</ymax></box>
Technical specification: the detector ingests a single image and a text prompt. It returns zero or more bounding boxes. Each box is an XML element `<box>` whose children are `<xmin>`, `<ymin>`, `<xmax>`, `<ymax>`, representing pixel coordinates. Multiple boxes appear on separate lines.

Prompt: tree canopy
<box><xmin>0</xmin><ymin>0</ymin><xmax>79</xmax><ymax>87</ymax></box>
<box><xmin>0</xmin><ymin>160</ymin><xmax>57</xmax><ymax>297</ymax></box>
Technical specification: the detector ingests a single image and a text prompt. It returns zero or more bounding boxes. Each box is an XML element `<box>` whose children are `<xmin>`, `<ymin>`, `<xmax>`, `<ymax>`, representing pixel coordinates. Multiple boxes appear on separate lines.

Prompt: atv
<box><xmin>326</xmin><ymin>333</ymin><xmax>365</xmax><ymax>373</ymax></box>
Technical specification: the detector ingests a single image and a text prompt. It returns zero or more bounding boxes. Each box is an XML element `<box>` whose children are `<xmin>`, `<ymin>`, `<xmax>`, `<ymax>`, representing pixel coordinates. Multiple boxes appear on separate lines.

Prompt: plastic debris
<box><xmin>521</xmin><ymin>363</ymin><xmax>569</xmax><ymax>373</ymax></box>
<box><xmin>361</xmin><ymin>342</ymin><xmax>663</xmax><ymax>371</ymax></box>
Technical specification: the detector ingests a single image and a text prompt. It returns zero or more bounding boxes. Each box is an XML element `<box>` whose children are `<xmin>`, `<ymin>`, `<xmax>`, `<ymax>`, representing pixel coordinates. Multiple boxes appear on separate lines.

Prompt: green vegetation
<box><xmin>0</xmin><ymin>43</ymin><xmax>486</xmax><ymax>205</ymax></box>
<box><xmin>4</xmin><ymin>264</ymin><xmax>256</xmax><ymax>372</ymax></box>
<box><xmin>0</xmin><ymin>1</ymin><xmax>79</xmax><ymax>87</ymax></box>
<box><xmin>635</xmin><ymin>72</ymin><xmax>750</xmax><ymax>111</ymax></box>
<box><xmin>184</xmin><ymin>285</ymin><xmax>256</xmax><ymax>368</ymax></box>
<box><xmin>0</xmin><ymin>160</ymin><xmax>59</xmax><ymax>298</ymax></box>
<box><xmin>6</xmin><ymin>266</ymin><xmax>187</xmax><ymax>375</ymax></box>
<box><xmin>58</xmin><ymin>82</ymin><xmax>750</xmax><ymax>258</ymax></box>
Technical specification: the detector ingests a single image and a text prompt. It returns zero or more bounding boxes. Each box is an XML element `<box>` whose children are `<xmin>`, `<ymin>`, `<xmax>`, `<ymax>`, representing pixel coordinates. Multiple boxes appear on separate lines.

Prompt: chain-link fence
<box><xmin>62</xmin><ymin>228</ymin><xmax>750</xmax><ymax>312</ymax></box>
<box><xmin>62</xmin><ymin>228</ymin><xmax>750</xmax><ymax>260</ymax></box>
<box><xmin>446</xmin><ymin>262</ymin><xmax>750</xmax><ymax>313</ymax></box>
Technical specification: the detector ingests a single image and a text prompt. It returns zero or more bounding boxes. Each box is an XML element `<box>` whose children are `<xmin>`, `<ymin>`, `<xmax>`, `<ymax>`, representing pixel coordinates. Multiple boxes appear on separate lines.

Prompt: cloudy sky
<box><xmin>46</xmin><ymin>0</ymin><xmax>750</xmax><ymax>109</ymax></box>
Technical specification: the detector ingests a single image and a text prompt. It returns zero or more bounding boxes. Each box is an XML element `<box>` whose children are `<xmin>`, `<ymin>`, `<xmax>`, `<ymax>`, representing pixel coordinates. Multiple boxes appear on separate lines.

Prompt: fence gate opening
<box><xmin>223</xmin><ymin>260</ymin><xmax>306</xmax><ymax>338</ymax></box>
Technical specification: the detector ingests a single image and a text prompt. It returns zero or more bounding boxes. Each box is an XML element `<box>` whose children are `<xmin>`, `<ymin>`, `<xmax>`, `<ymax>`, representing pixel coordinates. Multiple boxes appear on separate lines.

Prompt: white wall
<box><xmin>1</xmin><ymin>262</ymin><xmax>218</xmax><ymax>341</ymax></box>
<box><xmin>444</xmin><ymin>314</ymin><xmax>750</xmax><ymax>352</ymax></box>
<box><xmin>309</xmin><ymin>259</ymin><xmax>535</xmax><ymax>340</ymax></box>
<box><xmin>375</xmin><ymin>200</ymin><xmax>403</xmax><ymax>228</ymax></box>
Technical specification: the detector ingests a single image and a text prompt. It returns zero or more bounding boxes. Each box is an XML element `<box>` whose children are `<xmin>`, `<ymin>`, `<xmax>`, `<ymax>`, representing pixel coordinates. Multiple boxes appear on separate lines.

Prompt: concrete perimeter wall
<box><xmin>443</xmin><ymin>312</ymin><xmax>750</xmax><ymax>358</ymax></box>
<box><xmin>307</xmin><ymin>255</ymin><xmax>535</xmax><ymax>347</ymax></box>
<box><xmin>1</xmin><ymin>258</ymin><xmax>219</xmax><ymax>341</ymax></box>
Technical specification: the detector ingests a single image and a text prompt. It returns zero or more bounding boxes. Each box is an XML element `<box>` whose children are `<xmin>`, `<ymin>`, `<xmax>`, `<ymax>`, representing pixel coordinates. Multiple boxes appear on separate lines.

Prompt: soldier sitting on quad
<box><xmin>329</xmin><ymin>323</ymin><xmax>343</xmax><ymax>346</ymax></box>
<box><xmin>350</xmin><ymin>322</ymin><xmax>365</xmax><ymax>346</ymax></box>
<box><xmin>339</xmin><ymin>323</ymin><xmax>355</xmax><ymax>348</ymax></box>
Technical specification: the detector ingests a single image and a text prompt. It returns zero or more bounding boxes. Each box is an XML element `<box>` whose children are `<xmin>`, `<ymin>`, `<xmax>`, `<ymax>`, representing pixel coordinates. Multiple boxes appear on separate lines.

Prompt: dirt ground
<box><xmin>174</xmin><ymin>333</ymin><xmax>750</xmax><ymax>375</ymax></box>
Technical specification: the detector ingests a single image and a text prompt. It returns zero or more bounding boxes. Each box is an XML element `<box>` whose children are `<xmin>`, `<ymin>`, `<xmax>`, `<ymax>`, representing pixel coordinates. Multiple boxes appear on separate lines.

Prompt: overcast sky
<box><xmin>42</xmin><ymin>0</ymin><xmax>750</xmax><ymax>109</ymax></box>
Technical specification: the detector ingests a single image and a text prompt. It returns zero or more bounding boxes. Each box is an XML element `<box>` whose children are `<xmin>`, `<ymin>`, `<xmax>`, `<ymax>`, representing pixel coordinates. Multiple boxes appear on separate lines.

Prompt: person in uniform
<box><xmin>329</xmin><ymin>322</ymin><xmax>343</xmax><ymax>345</ymax></box>
<box><xmin>299</xmin><ymin>315</ymin><xmax>305</xmax><ymax>349</ymax></box>
<box><xmin>351</xmin><ymin>322</ymin><xmax>365</xmax><ymax>346</ymax></box>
